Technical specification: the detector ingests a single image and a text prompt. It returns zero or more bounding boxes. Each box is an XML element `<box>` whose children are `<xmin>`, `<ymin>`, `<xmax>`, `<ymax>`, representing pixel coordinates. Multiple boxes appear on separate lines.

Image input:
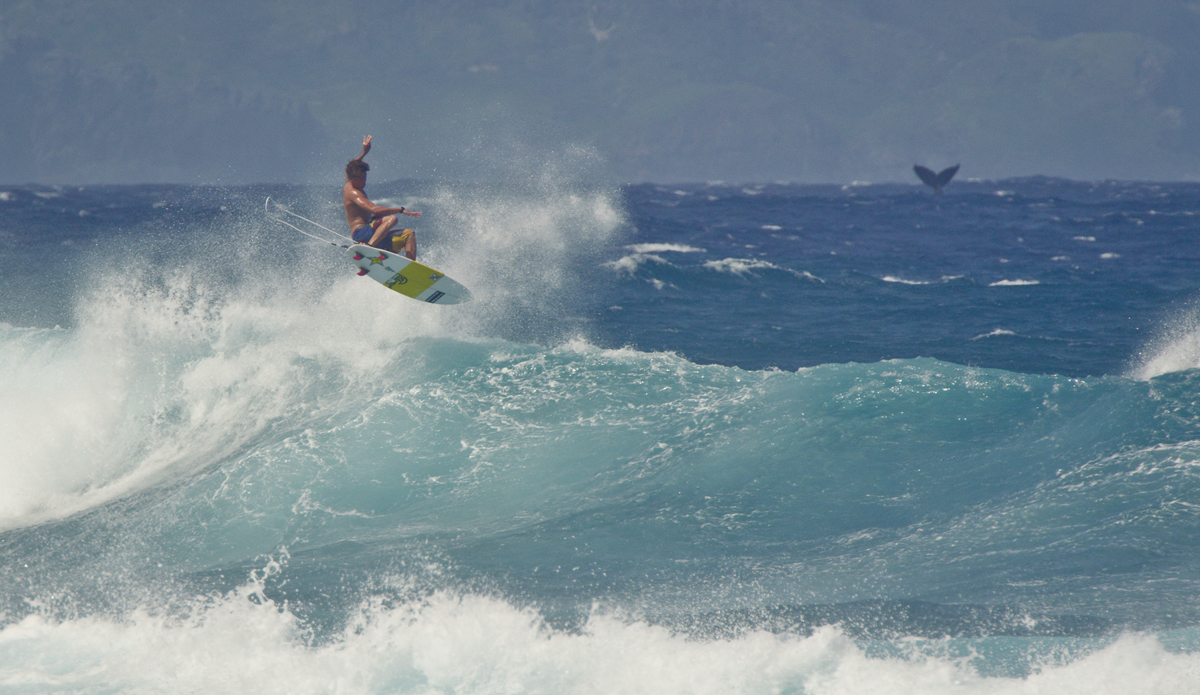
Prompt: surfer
<box><xmin>344</xmin><ymin>135</ymin><xmax>422</xmax><ymax>260</ymax></box>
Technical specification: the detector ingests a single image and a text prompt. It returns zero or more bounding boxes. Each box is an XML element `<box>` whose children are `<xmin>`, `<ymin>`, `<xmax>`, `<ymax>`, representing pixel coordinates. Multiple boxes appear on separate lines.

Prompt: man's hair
<box><xmin>346</xmin><ymin>159</ymin><xmax>370</xmax><ymax>178</ymax></box>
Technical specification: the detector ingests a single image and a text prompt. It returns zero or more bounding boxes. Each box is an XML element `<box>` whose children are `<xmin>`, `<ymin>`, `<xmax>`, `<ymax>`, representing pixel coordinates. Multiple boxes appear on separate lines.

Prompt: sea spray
<box><xmin>4</xmin><ymin>179</ymin><xmax>1200</xmax><ymax>694</ymax></box>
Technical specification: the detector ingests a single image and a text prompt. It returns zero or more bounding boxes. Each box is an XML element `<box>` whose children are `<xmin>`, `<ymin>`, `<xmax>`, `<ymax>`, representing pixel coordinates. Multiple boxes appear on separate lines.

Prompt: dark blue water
<box><xmin>2</xmin><ymin>177</ymin><xmax>1200</xmax><ymax>693</ymax></box>
<box><xmin>602</xmin><ymin>179</ymin><xmax>1198</xmax><ymax>377</ymax></box>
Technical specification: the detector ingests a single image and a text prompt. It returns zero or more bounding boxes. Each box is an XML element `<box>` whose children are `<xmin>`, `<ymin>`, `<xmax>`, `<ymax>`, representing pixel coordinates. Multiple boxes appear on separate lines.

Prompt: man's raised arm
<box><xmin>354</xmin><ymin>135</ymin><xmax>372</xmax><ymax>163</ymax></box>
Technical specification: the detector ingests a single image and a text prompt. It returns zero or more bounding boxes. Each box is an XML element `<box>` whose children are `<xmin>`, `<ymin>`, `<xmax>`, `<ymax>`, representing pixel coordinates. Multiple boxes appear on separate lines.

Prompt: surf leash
<box><xmin>265</xmin><ymin>197</ymin><xmax>352</xmax><ymax>248</ymax></box>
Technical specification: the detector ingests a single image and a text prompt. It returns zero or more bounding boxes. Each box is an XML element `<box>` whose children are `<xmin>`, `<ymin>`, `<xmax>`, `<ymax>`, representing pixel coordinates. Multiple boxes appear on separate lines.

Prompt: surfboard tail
<box><xmin>347</xmin><ymin>244</ymin><xmax>471</xmax><ymax>305</ymax></box>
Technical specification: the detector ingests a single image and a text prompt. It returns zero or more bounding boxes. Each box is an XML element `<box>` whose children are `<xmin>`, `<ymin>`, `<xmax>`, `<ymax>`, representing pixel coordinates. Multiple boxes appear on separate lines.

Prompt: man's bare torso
<box><xmin>343</xmin><ymin>182</ymin><xmax>373</xmax><ymax>231</ymax></box>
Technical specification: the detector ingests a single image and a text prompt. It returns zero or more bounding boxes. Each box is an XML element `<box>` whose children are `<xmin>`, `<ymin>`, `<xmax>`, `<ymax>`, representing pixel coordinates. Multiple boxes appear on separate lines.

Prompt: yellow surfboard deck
<box><xmin>348</xmin><ymin>244</ymin><xmax>471</xmax><ymax>305</ymax></box>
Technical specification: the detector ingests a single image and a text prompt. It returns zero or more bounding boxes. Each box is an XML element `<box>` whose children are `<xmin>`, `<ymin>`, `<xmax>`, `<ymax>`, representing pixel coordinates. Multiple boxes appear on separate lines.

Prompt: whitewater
<box><xmin>2</xmin><ymin>171</ymin><xmax>1200</xmax><ymax>693</ymax></box>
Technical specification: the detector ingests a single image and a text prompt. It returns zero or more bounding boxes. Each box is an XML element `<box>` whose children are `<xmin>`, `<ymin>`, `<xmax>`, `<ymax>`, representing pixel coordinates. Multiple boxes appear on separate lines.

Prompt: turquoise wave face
<box><xmin>4</xmin><ymin>180</ymin><xmax>1200</xmax><ymax>693</ymax></box>
<box><xmin>6</xmin><ymin>313</ymin><xmax>1199</xmax><ymax>636</ymax></box>
<box><xmin>5</xmin><ymin>321</ymin><xmax>1200</xmax><ymax>691</ymax></box>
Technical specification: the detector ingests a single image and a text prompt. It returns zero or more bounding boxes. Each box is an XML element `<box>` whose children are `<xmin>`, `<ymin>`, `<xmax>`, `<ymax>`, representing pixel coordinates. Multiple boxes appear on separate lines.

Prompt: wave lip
<box><xmin>704</xmin><ymin>257</ymin><xmax>823</xmax><ymax>282</ymax></box>
<box><xmin>625</xmin><ymin>243</ymin><xmax>705</xmax><ymax>254</ymax></box>
<box><xmin>881</xmin><ymin>275</ymin><xmax>934</xmax><ymax>285</ymax></box>
<box><xmin>605</xmin><ymin>243</ymin><xmax>705</xmax><ymax>275</ymax></box>
<box><xmin>881</xmin><ymin>275</ymin><xmax>965</xmax><ymax>285</ymax></box>
<box><xmin>1129</xmin><ymin>304</ymin><xmax>1200</xmax><ymax>380</ymax></box>
<box><xmin>971</xmin><ymin>329</ymin><xmax>1018</xmax><ymax>340</ymax></box>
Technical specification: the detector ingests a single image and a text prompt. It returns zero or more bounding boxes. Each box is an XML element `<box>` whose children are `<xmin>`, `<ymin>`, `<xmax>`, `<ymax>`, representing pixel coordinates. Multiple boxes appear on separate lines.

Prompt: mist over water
<box><xmin>3</xmin><ymin>173</ymin><xmax>1200</xmax><ymax>693</ymax></box>
<box><xmin>1</xmin><ymin>153</ymin><xmax>627</xmax><ymax>530</ymax></box>
<box><xmin>1129</xmin><ymin>301</ymin><xmax>1200</xmax><ymax>380</ymax></box>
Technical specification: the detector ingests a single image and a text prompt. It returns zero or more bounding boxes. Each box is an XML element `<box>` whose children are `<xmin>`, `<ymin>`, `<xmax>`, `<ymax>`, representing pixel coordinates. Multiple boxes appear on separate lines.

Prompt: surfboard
<box><xmin>347</xmin><ymin>244</ymin><xmax>471</xmax><ymax>304</ymax></box>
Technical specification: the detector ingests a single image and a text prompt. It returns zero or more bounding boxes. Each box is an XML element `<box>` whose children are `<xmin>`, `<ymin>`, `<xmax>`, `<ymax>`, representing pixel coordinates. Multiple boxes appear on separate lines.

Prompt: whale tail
<box><xmin>914</xmin><ymin>164</ymin><xmax>960</xmax><ymax>193</ymax></box>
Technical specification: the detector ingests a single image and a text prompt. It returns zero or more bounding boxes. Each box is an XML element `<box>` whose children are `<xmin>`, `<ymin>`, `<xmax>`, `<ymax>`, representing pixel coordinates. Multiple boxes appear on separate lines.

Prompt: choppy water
<box><xmin>2</xmin><ymin>175</ymin><xmax>1200</xmax><ymax>693</ymax></box>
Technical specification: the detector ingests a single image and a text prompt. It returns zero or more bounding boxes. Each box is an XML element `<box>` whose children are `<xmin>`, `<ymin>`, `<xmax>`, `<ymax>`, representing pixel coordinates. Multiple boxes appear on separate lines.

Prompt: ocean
<box><xmin>2</xmin><ymin>172</ymin><xmax>1200</xmax><ymax>693</ymax></box>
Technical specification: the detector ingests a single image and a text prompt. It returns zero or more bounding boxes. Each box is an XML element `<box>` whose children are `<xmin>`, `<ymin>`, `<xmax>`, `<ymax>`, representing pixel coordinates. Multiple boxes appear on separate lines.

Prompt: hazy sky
<box><xmin>2</xmin><ymin>0</ymin><xmax>1198</xmax><ymax>184</ymax></box>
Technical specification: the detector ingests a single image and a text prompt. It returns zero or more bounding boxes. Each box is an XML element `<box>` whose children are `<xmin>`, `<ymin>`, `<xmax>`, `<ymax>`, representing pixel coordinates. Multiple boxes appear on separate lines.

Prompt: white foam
<box><xmin>705</xmin><ymin>258</ymin><xmax>823</xmax><ymax>282</ymax></box>
<box><xmin>604</xmin><ymin>253</ymin><xmax>669</xmax><ymax>274</ymax></box>
<box><xmin>0</xmin><ymin>259</ymin><xmax>468</xmax><ymax>531</ymax></box>
<box><xmin>626</xmin><ymin>243</ymin><xmax>705</xmax><ymax>254</ymax></box>
<box><xmin>0</xmin><ymin>324</ymin><xmax>136</xmax><ymax>523</ymax></box>
<box><xmin>1129</xmin><ymin>303</ymin><xmax>1200</xmax><ymax>380</ymax></box>
<box><xmin>1</xmin><ymin>154</ymin><xmax>630</xmax><ymax>531</ymax></box>
<box><xmin>606</xmin><ymin>245</ymin><xmax>703</xmax><ymax>275</ymax></box>
<box><xmin>3</xmin><ymin>580</ymin><xmax>1199</xmax><ymax>695</ymax></box>
<box><xmin>423</xmin><ymin>174</ymin><xmax>624</xmax><ymax>326</ymax></box>
<box><xmin>882</xmin><ymin>276</ymin><xmax>932</xmax><ymax>285</ymax></box>
<box><xmin>889</xmin><ymin>274</ymin><xmax>968</xmax><ymax>284</ymax></box>
<box><xmin>989</xmin><ymin>279</ymin><xmax>1041</xmax><ymax>287</ymax></box>
<box><xmin>972</xmin><ymin>329</ymin><xmax>1018</xmax><ymax>340</ymax></box>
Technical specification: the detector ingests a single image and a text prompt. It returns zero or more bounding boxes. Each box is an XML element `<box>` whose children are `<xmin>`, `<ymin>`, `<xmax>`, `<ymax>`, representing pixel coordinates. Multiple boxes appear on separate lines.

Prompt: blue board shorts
<box><xmin>354</xmin><ymin>223</ymin><xmax>414</xmax><ymax>251</ymax></box>
<box><xmin>352</xmin><ymin>223</ymin><xmax>376</xmax><ymax>244</ymax></box>
<box><xmin>352</xmin><ymin>222</ymin><xmax>415</xmax><ymax>252</ymax></box>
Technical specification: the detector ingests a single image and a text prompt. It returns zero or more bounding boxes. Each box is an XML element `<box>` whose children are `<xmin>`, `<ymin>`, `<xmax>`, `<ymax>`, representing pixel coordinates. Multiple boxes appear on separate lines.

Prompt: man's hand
<box><xmin>360</xmin><ymin>135</ymin><xmax>372</xmax><ymax>158</ymax></box>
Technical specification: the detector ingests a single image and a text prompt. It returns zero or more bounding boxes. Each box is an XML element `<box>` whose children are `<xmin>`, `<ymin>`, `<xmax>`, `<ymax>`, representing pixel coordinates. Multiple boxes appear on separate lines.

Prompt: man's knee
<box><xmin>391</xmin><ymin>228</ymin><xmax>415</xmax><ymax>252</ymax></box>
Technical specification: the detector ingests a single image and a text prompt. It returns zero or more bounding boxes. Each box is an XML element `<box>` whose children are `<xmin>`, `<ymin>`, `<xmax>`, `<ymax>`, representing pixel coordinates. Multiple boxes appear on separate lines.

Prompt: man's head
<box><xmin>346</xmin><ymin>159</ymin><xmax>370</xmax><ymax>185</ymax></box>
